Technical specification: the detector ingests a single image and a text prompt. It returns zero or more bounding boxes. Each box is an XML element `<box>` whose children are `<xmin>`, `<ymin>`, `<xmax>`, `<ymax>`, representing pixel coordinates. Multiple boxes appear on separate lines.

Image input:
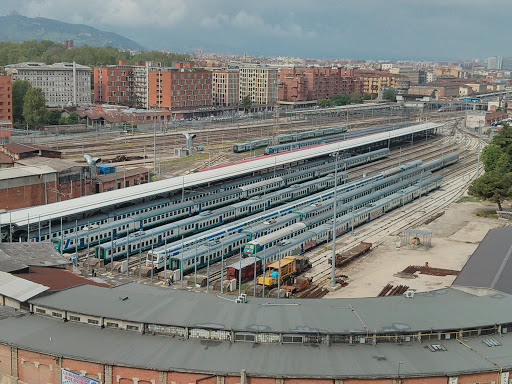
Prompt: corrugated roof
<box><xmin>0</xmin><ymin>243</ymin><xmax>71</xmax><ymax>268</ymax></box>
<box><xmin>14</xmin><ymin>266</ymin><xmax>110</xmax><ymax>291</ymax></box>
<box><xmin>0</xmin><ymin>271</ymin><xmax>48</xmax><ymax>301</ymax></box>
<box><xmin>453</xmin><ymin>226</ymin><xmax>512</xmax><ymax>293</ymax></box>
<box><xmin>17</xmin><ymin>157</ymin><xmax>84</xmax><ymax>173</ymax></box>
<box><xmin>0</xmin><ymin>122</ymin><xmax>443</xmax><ymax>227</ymax></box>
<box><xmin>0</xmin><ymin>165</ymin><xmax>56</xmax><ymax>180</ymax></box>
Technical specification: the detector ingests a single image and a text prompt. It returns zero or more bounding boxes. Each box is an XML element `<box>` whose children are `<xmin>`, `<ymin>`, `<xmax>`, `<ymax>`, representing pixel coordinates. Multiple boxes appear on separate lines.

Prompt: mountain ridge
<box><xmin>0</xmin><ymin>14</ymin><xmax>145</xmax><ymax>51</ymax></box>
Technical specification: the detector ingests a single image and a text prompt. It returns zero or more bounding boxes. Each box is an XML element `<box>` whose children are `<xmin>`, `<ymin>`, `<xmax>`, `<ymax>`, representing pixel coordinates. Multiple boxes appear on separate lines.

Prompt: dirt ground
<box><xmin>325</xmin><ymin>200</ymin><xmax>509</xmax><ymax>298</ymax></box>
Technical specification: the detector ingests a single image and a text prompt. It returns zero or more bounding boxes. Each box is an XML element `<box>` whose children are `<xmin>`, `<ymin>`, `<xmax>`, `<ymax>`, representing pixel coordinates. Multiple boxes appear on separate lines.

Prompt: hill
<box><xmin>0</xmin><ymin>14</ymin><xmax>144</xmax><ymax>51</ymax></box>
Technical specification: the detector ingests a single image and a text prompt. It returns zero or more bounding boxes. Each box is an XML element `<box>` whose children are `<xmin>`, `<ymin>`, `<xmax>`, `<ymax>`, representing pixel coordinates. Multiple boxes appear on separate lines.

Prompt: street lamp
<box><xmin>397</xmin><ymin>361</ymin><xmax>403</xmax><ymax>383</ymax></box>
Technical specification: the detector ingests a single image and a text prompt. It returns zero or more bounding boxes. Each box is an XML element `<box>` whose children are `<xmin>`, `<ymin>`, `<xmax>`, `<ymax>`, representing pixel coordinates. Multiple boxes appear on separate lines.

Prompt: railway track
<box><xmin>305</xmin><ymin>121</ymin><xmax>480</xmax><ymax>288</ymax></box>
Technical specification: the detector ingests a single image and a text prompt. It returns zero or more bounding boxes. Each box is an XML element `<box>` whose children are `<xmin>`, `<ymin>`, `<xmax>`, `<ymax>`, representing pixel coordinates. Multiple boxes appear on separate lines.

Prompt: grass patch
<box><xmin>476</xmin><ymin>209</ymin><xmax>498</xmax><ymax>219</ymax></box>
<box><xmin>456</xmin><ymin>196</ymin><xmax>480</xmax><ymax>203</ymax></box>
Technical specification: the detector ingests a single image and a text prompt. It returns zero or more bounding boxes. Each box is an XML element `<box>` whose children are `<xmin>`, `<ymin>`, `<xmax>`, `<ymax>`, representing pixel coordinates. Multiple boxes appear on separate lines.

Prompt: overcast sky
<box><xmin>1</xmin><ymin>0</ymin><xmax>509</xmax><ymax>60</ymax></box>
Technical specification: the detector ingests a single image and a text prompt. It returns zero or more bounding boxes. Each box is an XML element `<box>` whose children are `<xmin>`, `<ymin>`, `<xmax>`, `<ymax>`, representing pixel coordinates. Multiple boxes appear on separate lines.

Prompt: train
<box><xmin>165</xmin><ymin>174</ymin><xmax>443</xmax><ymax>283</ymax></box>
<box><xmin>264</xmin><ymin>123</ymin><xmax>412</xmax><ymax>155</ymax></box>
<box><xmin>158</xmin><ymin>166</ymin><xmax>449</xmax><ymax>277</ymax></box>
<box><xmin>232</xmin><ymin>125</ymin><xmax>347</xmax><ymax>153</ymax></box>
<box><xmin>144</xmin><ymin>153</ymin><xmax>458</xmax><ymax>271</ymax></box>
<box><xmin>249</xmin><ymin>174</ymin><xmax>443</xmax><ymax>267</ymax></box>
<box><xmin>96</xmin><ymin>172</ymin><xmax>348</xmax><ymax>261</ymax></box>
<box><xmin>53</xmin><ymin>148</ymin><xmax>390</xmax><ymax>253</ymax></box>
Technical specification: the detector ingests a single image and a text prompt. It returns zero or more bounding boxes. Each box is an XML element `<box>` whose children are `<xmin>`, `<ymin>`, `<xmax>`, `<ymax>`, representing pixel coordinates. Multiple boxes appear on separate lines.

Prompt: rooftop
<box><xmin>17</xmin><ymin>157</ymin><xmax>85</xmax><ymax>173</ymax></box>
<box><xmin>0</xmin><ymin>271</ymin><xmax>48</xmax><ymax>302</ymax></box>
<box><xmin>0</xmin><ymin>243</ymin><xmax>71</xmax><ymax>269</ymax></box>
<box><xmin>29</xmin><ymin>283</ymin><xmax>512</xmax><ymax>335</ymax></box>
<box><xmin>453</xmin><ymin>226</ymin><xmax>512</xmax><ymax>294</ymax></box>
<box><xmin>5</xmin><ymin>62</ymin><xmax>91</xmax><ymax>71</ymax></box>
<box><xmin>14</xmin><ymin>266</ymin><xmax>110</xmax><ymax>291</ymax></box>
<box><xmin>0</xmin><ymin>312</ymin><xmax>510</xmax><ymax>378</ymax></box>
<box><xmin>0</xmin><ymin>165</ymin><xmax>56</xmax><ymax>180</ymax></box>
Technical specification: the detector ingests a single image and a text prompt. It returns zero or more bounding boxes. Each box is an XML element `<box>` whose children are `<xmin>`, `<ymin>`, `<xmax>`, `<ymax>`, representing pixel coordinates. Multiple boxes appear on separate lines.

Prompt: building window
<box><xmin>88</xmin><ymin>319</ymin><xmax>99</xmax><ymax>325</ymax></box>
<box><xmin>35</xmin><ymin>308</ymin><xmax>46</xmax><ymax>314</ymax></box>
<box><xmin>106</xmin><ymin>322</ymin><xmax>119</xmax><ymax>328</ymax></box>
<box><xmin>69</xmin><ymin>315</ymin><xmax>81</xmax><ymax>322</ymax></box>
<box><xmin>52</xmin><ymin>312</ymin><xmax>62</xmax><ymax>318</ymax></box>
<box><xmin>127</xmin><ymin>325</ymin><xmax>139</xmax><ymax>331</ymax></box>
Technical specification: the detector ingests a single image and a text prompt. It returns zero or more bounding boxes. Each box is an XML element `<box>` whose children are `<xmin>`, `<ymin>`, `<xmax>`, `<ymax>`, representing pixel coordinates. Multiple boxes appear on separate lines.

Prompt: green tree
<box><xmin>468</xmin><ymin>124</ymin><xmax>512</xmax><ymax>210</ymax></box>
<box><xmin>46</xmin><ymin>109</ymin><xmax>63</xmax><ymax>125</ymax></box>
<box><xmin>362</xmin><ymin>93</ymin><xmax>372</xmax><ymax>101</ymax></box>
<box><xmin>330</xmin><ymin>93</ymin><xmax>351</xmax><ymax>106</ymax></box>
<box><xmin>12</xmin><ymin>79</ymin><xmax>31</xmax><ymax>123</ymax></box>
<box><xmin>317</xmin><ymin>98</ymin><xmax>333</xmax><ymax>108</ymax></box>
<box><xmin>241</xmin><ymin>95</ymin><xmax>252</xmax><ymax>111</ymax></box>
<box><xmin>23</xmin><ymin>87</ymin><xmax>48</xmax><ymax>128</ymax></box>
<box><xmin>67</xmin><ymin>112</ymin><xmax>80</xmax><ymax>125</ymax></box>
<box><xmin>349</xmin><ymin>93</ymin><xmax>362</xmax><ymax>104</ymax></box>
<box><xmin>383</xmin><ymin>88</ymin><xmax>397</xmax><ymax>101</ymax></box>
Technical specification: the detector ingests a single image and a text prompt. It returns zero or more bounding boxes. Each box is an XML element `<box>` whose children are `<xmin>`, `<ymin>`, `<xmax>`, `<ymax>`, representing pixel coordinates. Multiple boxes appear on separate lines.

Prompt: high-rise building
<box><xmin>5</xmin><ymin>62</ymin><xmax>91</xmax><ymax>107</ymax></box>
<box><xmin>238</xmin><ymin>64</ymin><xmax>278</xmax><ymax>105</ymax></box>
<box><xmin>212</xmin><ymin>69</ymin><xmax>239</xmax><ymax>107</ymax></box>
<box><xmin>389</xmin><ymin>67</ymin><xmax>425</xmax><ymax>85</ymax></box>
<box><xmin>487</xmin><ymin>56</ymin><xmax>502</xmax><ymax>70</ymax></box>
<box><xmin>0</xmin><ymin>74</ymin><xmax>12</xmax><ymax>127</ymax></box>
<box><xmin>502</xmin><ymin>57</ymin><xmax>512</xmax><ymax>71</ymax></box>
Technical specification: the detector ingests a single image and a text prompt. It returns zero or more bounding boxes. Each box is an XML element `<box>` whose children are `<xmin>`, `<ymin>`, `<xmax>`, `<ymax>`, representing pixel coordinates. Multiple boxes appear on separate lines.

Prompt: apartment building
<box><xmin>0</xmin><ymin>74</ymin><xmax>12</xmax><ymax>126</ymax></box>
<box><xmin>354</xmin><ymin>70</ymin><xmax>399</xmax><ymax>97</ymax></box>
<box><xmin>148</xmin><ymin>64</ymin><xmax>212</xmax><ymax>109</ymax></box>
<box><xmin>389</xmin><ymin>67</ymin><xmax>425</xmax><ymax>85</ymax></box>
<box><xmin>94</xmin><ymin>64</ymin><xmax>133</xmax><ymax>104</ymax></box>
<box><xmin>212</xmin><ymin>69</ymin><xmax>239</xmax><ymax>107</ymax></box>
<box><xmin>5</xmin><ymin>62</ymin><xmax>91</xmax><ymax>107</ymax></box>
<box><xmin>238</xmin><ymin>64</ymin><xmax>278</xmax><ymax>105</ymax></box>
<box><xmin>278</xmin><ymin>67</ymin><xmax>361</xmax><ymax>102</ymax></box>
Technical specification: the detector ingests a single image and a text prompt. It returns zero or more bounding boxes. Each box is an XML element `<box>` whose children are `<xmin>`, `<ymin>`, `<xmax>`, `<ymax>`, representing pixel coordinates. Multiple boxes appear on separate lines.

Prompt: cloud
<box><xmin>13</xmin><ymin>0</ymin><xmax>188</xmax><ymax>28</ymax></box>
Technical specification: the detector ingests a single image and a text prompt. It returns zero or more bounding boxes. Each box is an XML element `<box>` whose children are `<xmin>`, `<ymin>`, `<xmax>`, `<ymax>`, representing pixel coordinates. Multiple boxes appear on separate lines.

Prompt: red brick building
<box><xmin>278</xmin><ymin>67</ymin><xmax>362</xmax><ymax>102</ymax></box>
<box><xmin>0</xmin><ymin>74</ymin><xmax>12</xmax><ymax>126</ymax></box>
<box><xmin>148</xmin><ymin>66</ymin><xmax>212</xmax><ymax>109</ymax></box>
<box><xmin>93</xmin><ymin>63</ymin><xmax>133</xmax><ymax>104</ymax></box>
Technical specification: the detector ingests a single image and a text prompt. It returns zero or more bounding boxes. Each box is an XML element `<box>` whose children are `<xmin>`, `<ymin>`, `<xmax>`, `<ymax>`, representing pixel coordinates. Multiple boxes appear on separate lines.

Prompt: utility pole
<box><xmin>153</xmin><ymin>106</ymin><xmax>157</xmax><ymax>174</ymax></box>
<box><xmin>331</xmin><ymin>151</ymin><xmax>339</xmax><ymax>287</ymax></box>
<box><xmin>476</xmin><ymin>121</ymin><xmax>482</xmax><ymax>178</ymax></box>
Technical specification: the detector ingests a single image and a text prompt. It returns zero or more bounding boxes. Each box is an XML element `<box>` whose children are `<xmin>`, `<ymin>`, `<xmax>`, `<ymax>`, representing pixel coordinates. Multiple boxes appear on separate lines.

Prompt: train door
<box><xmin>158</xmin><ymin>234</ymin><xmax>162</xmax><ymax>243</ymax></box>
<box><xmin>200</xmin><ymin>255</ymin><xmax>204</xmax><ymax>265</ymax></box>
<box><xmin>128</xmin><ymin>244</ymin><xmax>132</xmax><ymax>254</ymax></box>
<box><xmin>80</xmin><ymin>238</ymin><xmax>85</xmax><ymax>247</ymax></box>
<box><xmin>228</xmin><ymin>245</ymin><xmax>232</xmax><ymax>253</ymax></box>
<box><xmin>113</xmin><ymin>228</ymin><xmax>117</xmax><ymax>238</ymax></box>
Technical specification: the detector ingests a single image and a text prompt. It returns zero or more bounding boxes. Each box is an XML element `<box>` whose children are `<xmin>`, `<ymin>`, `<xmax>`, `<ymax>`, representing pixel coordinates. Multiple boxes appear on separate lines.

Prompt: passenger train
<box><xmin>146</xmin><ymin>154</ymin><xmax>458</xmax><ymax>271</ymax></box>
<box><xmin>232</xmin><ymin>125</ymin><xmax>347</xmax><ymax>153</ymax></box>
<box><xmin>164</xmin><ymin>175</ymin><xmax>443</xmax><ymax>277</ymax></box>
<box><xmin>54</xmin><ymin>148</ymin><xmax>390</xmax><ymax>253</ymax></box>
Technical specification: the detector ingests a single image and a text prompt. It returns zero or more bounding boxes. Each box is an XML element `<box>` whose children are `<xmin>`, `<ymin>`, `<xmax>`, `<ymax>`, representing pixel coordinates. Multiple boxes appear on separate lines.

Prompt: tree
<box><xmin>468</xmin><ymin>124</ymin><xmax>512</xmax><ymax>210</ymax></box>
<box><xmin>46</xmin><ymin>109</ymin><xmax>62</xmax><ymax>125</ymax></box>
<box><xmin>362</xmin><ymin>93</ymin><xmax>372</xmax><ymax>101</ymax></box>
<box><xmin>241</xmin><ymin>95</ymin><xmax>252</xmax><ymax>111</ymax></box>
<box><xmin>330</xmin><ymin>93</ymin><xmax>351</xmax><ymax>106</ymax></box>
<box><xmin>317</xmin><ymin>98</ymin><xmax>333</xmax><ymax>108</ymax></box>
<box><xmin>23</xmin><ymin>87</ymin><xmax>47</xmax><ymax>128</ymax></box>
<box><xmin>382</xmin><ymin>88</ymin><xmax>397</xmax><ymax>102</ymax></box>
<box><xmin>349</xmin><ymin>93</ymin><xmax>362</xmax><ymax>104</ymax></box>
<box><xmin>12</xmin><ymin>79</ymin><xmax>31</xmax><ymax>123</ymax></box>
<box><xmin>468</xmin><ymin>169</ymin><xmax>512</xmax><ymax>211</ymax></box>
<box><xmin>68</xmin><ymin>112</ymin><xmax>80</xmax><ymax>125</ymax></box>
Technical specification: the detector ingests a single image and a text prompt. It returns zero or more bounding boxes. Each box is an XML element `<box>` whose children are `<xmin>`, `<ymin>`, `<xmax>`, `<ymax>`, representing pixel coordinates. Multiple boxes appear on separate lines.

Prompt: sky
<box><xmin>0</xmin><ymin>0</ymin><xmax>509</xmax><ymax>60</ymax></box>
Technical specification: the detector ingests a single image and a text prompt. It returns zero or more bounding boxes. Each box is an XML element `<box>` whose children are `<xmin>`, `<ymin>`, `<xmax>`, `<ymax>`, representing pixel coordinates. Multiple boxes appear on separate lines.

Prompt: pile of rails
<box><xmin>400</xmin><ymin>265</ymin><xmax>459</xmax><ymax>277</ymax></box>
<box><xmin>328</xmin><ymin>241</ymin><xmax>372</xmax><ymax>267</ymax></box>
<box><xmin>377</xmin><ymin>284</ymin><xmax>410</xmax><ymax>296</ymax></box>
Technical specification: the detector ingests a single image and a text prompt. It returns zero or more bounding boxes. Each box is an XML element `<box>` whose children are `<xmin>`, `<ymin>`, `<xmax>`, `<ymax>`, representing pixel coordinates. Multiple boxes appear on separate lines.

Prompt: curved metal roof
<box><xmin>0</xmin><ymin>122</ymin><xmax>442</xmax><ymax>227</ymax></box>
